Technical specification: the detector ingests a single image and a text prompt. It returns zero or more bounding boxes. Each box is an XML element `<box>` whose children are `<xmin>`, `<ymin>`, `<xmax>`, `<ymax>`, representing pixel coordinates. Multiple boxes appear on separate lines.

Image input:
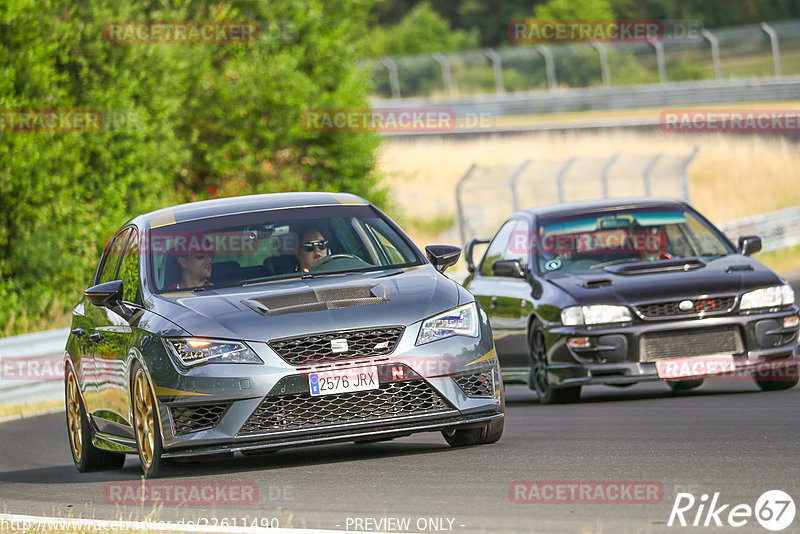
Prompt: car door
<box><xmin>490</xmin><ymin>219</ymin><xmax>534</xmax><ymax>370</ymax></box>
<box><xmin>466</xmin><ymin>220</ymin><xmax>531</xmax><ymax>371</ymax></box>
<box><xmin>82</xmin><ymin>227</ymin><xmax>133</xmax><ymax>424</ymax></box>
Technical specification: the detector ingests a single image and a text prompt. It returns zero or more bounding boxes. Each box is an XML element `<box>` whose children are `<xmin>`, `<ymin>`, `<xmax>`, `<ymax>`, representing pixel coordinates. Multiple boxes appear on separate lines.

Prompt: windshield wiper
<box><xmin>589</xmin><ymin>258</ymin><xmax>643</xmax><ymax>270</ymax></box>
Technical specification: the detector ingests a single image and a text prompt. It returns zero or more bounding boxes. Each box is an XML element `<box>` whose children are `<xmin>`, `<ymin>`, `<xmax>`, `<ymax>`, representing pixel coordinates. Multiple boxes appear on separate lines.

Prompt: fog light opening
<box><xmin>783</xmin><ymin>315</ymin><xmax>799</xmax><ymax>329</ymax></box>
<box><xmin>568</xmin><ymin>337</ymin><xmax>592</xmax><ymax>349</ymax></box>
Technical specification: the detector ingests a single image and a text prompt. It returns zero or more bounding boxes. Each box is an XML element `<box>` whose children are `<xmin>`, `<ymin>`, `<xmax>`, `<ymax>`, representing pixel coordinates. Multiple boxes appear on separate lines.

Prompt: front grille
<box><xmin>454</xmin><ymin>371</ymin><xmax>494</xmax><ymax>397</ymax></box>
<box><xmin>636</xmin><ymin>297</ymin><xmax>736</xmax><ymax>318</ymax></box>
<box><xmin>170</xmin><ymin>403</ymin><xmax>229</xmax><ymax>435</ymax></box>
<box><xmin>269</xmin><ymin>327</ymin><xmax>404</xmax><ymax>367</ymax></box>
<box><xmin>640</xmin><ymin>326</ymin><xmax>744</xmax><ymax>362</ymax></box>
<box><xmin>239</xmin><ymin>379</ymin><xmax>449</xmax><ymax>434</ymax></box>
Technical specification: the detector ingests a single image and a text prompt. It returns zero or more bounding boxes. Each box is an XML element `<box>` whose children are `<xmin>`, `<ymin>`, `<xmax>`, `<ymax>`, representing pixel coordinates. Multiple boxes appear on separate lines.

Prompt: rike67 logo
<box><xmin>668</xmin><ymin>490</ymin><xmax>795</xmax><ymax>531</ymax></box>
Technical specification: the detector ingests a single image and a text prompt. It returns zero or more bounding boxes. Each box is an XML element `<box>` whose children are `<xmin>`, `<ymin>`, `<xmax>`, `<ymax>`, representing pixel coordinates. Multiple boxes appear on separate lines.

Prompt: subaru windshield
<box><xmin>535</xmin><ymin>208</ymin><xmax>735</xmax><ymax>274</ymax></box>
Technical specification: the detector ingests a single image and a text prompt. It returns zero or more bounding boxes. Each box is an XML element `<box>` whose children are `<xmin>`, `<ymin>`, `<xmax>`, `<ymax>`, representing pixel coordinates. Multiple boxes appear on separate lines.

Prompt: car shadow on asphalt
<box><xmin>0</xmin><ymin>439</ymin><xmax>459</xmax><ymax>483</ymax></box>
<box><xmin>503</xmin><ymin>381</ymin><xmax>770</xmax><ymax>406</ymax></box>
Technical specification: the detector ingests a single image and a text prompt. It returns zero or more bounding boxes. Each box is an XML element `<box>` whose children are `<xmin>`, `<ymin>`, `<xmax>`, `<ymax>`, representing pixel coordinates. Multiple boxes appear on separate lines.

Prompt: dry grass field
<box><xmin>378</xmin><ymin>130</ymin><xmax>800</xmax><ymax>274</ymax></box>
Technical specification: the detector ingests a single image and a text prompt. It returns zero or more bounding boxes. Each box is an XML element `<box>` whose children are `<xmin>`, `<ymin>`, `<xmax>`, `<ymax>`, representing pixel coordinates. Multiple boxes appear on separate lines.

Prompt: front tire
<box><xmin>65</xmin><ymin>370</ymin><xmax>125</xmax><ymax>472</ymax></box>
<box><xmin>529</xmin><ymin>322</ymin><xmax>581</xmax><ymax>404</ymax></box>
<box><xmin>753</xmin><ymin>364</ymin><xmax>799</xmax><ymax>391</ymax></box>
<box><xmin>667</xmin><ymin>379</ymin><xmax>704</xmax><ymax>392</ymax></box>
<box><xmin>442</xmin><ymin>417</ymin><xmax>504</xmax><ymax>447</ymax></box>
<box><xmin>132</xmin><ymin>362</ymin><xmax>169</xmax><ymax>478</ymax></box>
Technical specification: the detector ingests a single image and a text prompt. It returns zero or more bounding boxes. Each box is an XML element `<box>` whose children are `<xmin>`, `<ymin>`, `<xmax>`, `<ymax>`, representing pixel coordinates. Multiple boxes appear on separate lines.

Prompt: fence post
<box><xmin>509</xmin><ymin>160</ymin><xmax>532</xmax><ymax>211</ymax></box>
<box><xmin>760</xmin><ymin>23</ymin><xmax>782</xmax><ymax>78</ymax></box>
<box><xmin>556</xmin><ymin>158</ymin><xmax>576</xmax><ymax>203</ymax></box>
<box><xmin>681</xmin><ymin>147</ymin><xmax>699</xmax><ymax>202</ymax></box>
<box><xmin>484</xmin><ymin>48</ymin><xmax>505</xmax><ymax>94</ymax></box>
<box><xmin>600</xmin><ymin>154</ymin><xmax>620</xmax><ymax>198</ymax></box>
<box><xmin>701</xmin><ymin>29</ymin><xmax>722</xmax><ymax>80</ymax></box>
<box><xmin>379</xmin><ymin>57</ymin><xmax>401</xmax><ymax>99</ymax></box>
<box><xmin>649</xmin><ymin>38</ymin><xmax>667</xmax><ymax>83</ymax></box>
<box><xmin>535</xmin><ymin>45</ymin><xmax>557</xmax><ymax>89</ymax></box>
<box><xmin>591</xmin><ymin>42</ymin><xmax>611</xmax><ymax>87</ymax></box>
<box><xmin>642</xmin><ymin>154</ymin><xmax>662</xmax><ymax>196</ymax></box>
<box><xmin>432</xmin><ymin>53</ymin><xmax>455</xmax><ymax>96</ymax></box>
<box><xmin>455</xmin><ymin>163</ymin><xmax>478</xmax><ymax>245</ymax></box>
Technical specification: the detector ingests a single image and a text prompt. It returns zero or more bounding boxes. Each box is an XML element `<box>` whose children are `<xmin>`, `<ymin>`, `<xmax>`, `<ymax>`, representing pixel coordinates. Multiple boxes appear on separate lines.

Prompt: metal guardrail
<box><xmin>0</xmin><ymin>328</ymin><xmax>68</xmax><ymax>404</ymax></box>
<box><xmin>719</xmin><ymin>205</ymin><xmax>800</xmax><ymax>253</ymax></box>
<box><xmin>374</xmin><ymin>76</ymin><xmax>800</xmax><ymax>121</ymax></box>
<box><xmin>368</xmin><ymin>20</ymin><xmax>800</xmax><ymax>100</ymax></box>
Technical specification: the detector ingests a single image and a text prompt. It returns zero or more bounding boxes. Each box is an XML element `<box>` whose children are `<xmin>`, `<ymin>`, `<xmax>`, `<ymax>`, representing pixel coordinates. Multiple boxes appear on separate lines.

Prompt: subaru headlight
<box><xmin>417</xmin><ymin>302</ymin><xmax>480</xmax><ymax>345</ymax></box>
<box><xmin>740</xmin><ymin>285</ymin><xmax>795</xmax><ymax>310</ymax></box>
<box><xmin>561</xmin><ymin>305</ymin><xmax>632</xmax><ymax>326</ymax></box>
<box><xmin>166</xmin><ymin>338</ymin><xmax>263</xmax><ymax>367</ymax></box>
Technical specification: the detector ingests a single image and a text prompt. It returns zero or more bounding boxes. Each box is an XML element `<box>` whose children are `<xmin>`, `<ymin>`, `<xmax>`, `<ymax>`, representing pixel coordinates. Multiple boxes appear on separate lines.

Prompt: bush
<box><xmin>0</xmin><ymin>0</ymin><xmax>383</xmax><ymax>335</ymax></box>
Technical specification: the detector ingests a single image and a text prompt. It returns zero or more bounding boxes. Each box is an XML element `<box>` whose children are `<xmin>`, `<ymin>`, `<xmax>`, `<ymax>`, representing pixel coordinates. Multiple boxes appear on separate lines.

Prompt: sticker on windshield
<box><xmin>545</xmin><ymin>259</ymin><xmax>562</xmax><ymax>271</ymax></box>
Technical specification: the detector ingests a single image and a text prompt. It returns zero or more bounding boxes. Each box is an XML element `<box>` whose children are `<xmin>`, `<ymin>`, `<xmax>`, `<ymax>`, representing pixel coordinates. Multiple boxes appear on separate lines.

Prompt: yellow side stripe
<box><xmin>153</xmin><ymin>386</ymin><xmax>212</xmax><ymax>397</ymax></box>
<box><xmin>465</xmin><ymin>345</ymin><xmax>498</xmax><ymax>367</ymax></box>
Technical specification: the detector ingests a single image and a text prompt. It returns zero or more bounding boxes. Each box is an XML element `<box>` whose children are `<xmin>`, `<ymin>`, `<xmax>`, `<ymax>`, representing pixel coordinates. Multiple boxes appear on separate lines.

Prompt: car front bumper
<box><xmin>143</xmin><ymin>317</ymin><xmax>503</xmax><ymax>456</ymax></box>
<box><xmin>543</xmin><ymin>308</ymin><xmax>800</xmax><ymax>387</ymax></box>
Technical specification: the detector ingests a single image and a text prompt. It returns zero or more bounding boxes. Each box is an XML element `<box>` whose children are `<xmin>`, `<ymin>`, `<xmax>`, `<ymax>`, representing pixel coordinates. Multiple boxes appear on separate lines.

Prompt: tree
<box><xmin>0</xmin><ymin>0</ymin><xmax>383</xmax><ymax>335</ymax></box>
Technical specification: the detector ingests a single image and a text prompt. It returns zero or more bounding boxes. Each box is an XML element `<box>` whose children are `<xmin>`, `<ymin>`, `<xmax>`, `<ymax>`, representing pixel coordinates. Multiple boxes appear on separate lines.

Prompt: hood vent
<box><xmin>584</xmin><ymin>278</ymin><xmax>613</xmax><ymax>289</ymax></box>
<box><xmin>242</xmin><ymin>284</ymin><xmax>389</xmax><ymax>316</ymax></box>
<box><xmin>726</xmin><ymin>264</ymin><xmax>754</xmax><ymax>273</ymax></box>
<box><xmin>606</xmin><ymin>259</ymin><xmax>705</xmax><ymax>275</ymax></box>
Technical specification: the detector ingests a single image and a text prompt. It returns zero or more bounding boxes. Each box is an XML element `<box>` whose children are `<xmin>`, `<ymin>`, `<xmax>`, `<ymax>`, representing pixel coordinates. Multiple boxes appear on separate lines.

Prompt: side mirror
<box><xmin>425</xmin><ymin>245</ymin><xmax>462</xmax><ymax>273</ymax></box>
<box><xmin>85</xmin><ymin>280</ymin><xmax>123</xmax><ymax>308</ymax></box>
<box><xmin>465</xmin><ymin>238</ymin><xmax>490</xmax><ymax>273</ymax></box>
<box><xmin>738</xmin><ymin>236</ymin><xmax>762</xmax><ymax>256</ymax></box>
<box><xmin>492</xmin><ymin>259</ymin><xmax>526</xmax><ymax>278</ymax></box>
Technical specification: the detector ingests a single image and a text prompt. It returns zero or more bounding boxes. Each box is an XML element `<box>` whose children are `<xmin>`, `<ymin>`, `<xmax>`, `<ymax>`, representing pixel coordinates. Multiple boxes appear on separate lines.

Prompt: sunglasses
<box><xmin>301</xmin><ymin>240</ymin><xmax>329</xmax><ymax>252</ymax></box>
<box><xmin>191</xmin><ymin>253</ymin><xmax>214</xmax><ymax>260</ymax></box>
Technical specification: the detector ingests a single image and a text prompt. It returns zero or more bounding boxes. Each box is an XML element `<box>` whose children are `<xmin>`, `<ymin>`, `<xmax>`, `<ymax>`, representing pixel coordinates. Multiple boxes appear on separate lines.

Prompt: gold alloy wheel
<box><xmin>133</xmin><ymin>368</ymin><xmax>155</xmax><ymax>469</ymax></box>
<box><xmin>66</xmin><ymin>374</ymin><xmax>82</xmax><ymax>461</ymax></box>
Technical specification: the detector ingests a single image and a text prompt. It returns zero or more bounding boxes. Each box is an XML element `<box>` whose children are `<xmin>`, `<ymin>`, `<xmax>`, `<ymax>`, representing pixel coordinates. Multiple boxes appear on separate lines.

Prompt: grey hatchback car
<box><xmin>64</xmin><ymin>192</ymin><xmax>503</xmax><ymax>477</ymax></box>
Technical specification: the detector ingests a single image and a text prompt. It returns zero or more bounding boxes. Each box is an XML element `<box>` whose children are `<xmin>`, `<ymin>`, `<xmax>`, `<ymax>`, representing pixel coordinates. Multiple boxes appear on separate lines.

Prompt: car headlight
<box><xmin>561</xmin><ymin>305</ymin><xmax>632</xmax><ymax>326</ymax></box>
<box><xmin>740</xmin><ymin>285</ymin><xmax>795</xmax><ymax>310</ymax></box>
<box><xmin>417</xmin><ymin>302</ymin><xmax>480</xmax><ymax>345</ymax></box>
<box><xmin>166</xmin><ymin>338</ymin><xmax>263</xmax><ymax>367</ymax></box>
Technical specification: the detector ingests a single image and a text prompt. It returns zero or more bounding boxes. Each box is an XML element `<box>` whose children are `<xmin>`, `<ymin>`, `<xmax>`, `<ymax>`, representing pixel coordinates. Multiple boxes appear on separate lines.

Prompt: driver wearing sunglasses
<box><xmin>295</xmin><ymin>228</ymin><xmax>329</xmax><ymax>272</ymax></box>
<box><xmin>170</xmin><ymin>251</ymin><xmax>213</xmax><ymax>289</ymax></box>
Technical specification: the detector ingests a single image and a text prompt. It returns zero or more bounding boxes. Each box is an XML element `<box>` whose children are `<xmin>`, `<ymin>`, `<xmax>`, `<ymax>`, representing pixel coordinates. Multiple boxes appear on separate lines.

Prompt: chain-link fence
<box><xmin>369</xmin><ymin>20</ymin><xmax>800</xmax><ymax>99</ymax></box>
<box><xmin>455</xmin><ymin>150</ymin><xmax>698</xmax><ymax>244</ymax></box>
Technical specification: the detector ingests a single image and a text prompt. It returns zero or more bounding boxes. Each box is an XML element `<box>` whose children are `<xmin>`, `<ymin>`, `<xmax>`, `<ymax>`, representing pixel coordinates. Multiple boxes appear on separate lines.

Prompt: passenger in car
<box><xmin>295</xmin><ymin>228</ymin><xmax>329</xmax><ymax>272</ymax></box>
<box><xmin>170</xmin><ymin>252</ymin><xmax>213</xmax><ymax>289</ymax></box>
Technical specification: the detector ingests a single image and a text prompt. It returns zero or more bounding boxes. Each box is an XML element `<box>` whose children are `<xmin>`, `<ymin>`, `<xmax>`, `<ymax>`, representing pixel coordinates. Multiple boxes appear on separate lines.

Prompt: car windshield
<box><xmin>535</xmin><ymin>207</ymin><xmax>735</xmax><ymax>274</ymax></box>
<box><xmin>148</xmin><ymin>205</ymin><xmax>422</xmax><ymax>293</ymax></box>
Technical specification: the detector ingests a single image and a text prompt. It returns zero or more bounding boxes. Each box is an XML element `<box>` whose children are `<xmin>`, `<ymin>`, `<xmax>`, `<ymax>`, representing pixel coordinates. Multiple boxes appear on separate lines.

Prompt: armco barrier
<box><xmin>719</xmin><ymin>205</ymin><xmax>800</xmax><ymax>254</ymax></box>
<box><xmin>0</xmin><ymin>328</ymin><xmax>68</xmax><ymax>404</ymax></box>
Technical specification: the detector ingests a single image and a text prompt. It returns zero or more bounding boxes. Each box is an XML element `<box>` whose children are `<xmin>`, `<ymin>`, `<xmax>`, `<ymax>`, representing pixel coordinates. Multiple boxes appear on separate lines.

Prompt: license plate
<box><xmin>308</xmin><ymin>366</ymin><xmax>379</xmax><ymax>396</ymax></box>
<box><xmin>656</xmin><ymin>355</ymin><xmax>735</xmax><ymax>379</ymax></box>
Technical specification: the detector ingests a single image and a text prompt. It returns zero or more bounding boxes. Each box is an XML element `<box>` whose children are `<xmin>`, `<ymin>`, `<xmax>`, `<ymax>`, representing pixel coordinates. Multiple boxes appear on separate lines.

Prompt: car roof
<box><xmin>517</xmin><ymin>197</ymin><xmax>690</xmax><ymax>220</ymax></box>
<box><xmin>132</xmin><ymin>192</ymin><xmax>371</xmax><ymax>228</ymax></box>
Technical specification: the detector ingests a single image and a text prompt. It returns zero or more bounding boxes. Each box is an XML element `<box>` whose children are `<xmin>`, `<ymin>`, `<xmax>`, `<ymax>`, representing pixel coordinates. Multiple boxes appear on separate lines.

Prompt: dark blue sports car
<box><xmin>464</xmin><ymin>198</ymin><xmax>799</xmax><ymax>403</ymax></box>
